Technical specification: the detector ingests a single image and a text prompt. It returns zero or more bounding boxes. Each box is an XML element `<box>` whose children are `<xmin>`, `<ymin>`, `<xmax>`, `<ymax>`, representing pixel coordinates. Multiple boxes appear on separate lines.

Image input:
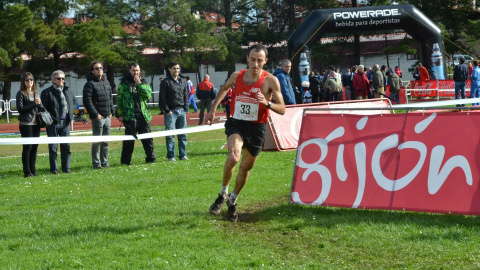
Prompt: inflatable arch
<box><xmin>288</xmin><ymin>4</ymin><xmax>445</xmax><ymax>87</ymax></box>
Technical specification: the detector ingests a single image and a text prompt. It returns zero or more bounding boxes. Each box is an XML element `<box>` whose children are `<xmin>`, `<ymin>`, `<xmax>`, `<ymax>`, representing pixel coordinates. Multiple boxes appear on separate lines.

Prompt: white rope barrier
<box><xmin>0</xmin><ymin>123</ymin><xmax>225</xmax><ymax>145</ymax></box>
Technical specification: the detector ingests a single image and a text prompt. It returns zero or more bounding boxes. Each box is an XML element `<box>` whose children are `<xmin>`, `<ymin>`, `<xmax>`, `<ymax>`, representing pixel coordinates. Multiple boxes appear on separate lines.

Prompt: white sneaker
<box><xmin>179</xmin><ymin>156</ymin><xmax>188</xmax><ymax>161</ymax></box>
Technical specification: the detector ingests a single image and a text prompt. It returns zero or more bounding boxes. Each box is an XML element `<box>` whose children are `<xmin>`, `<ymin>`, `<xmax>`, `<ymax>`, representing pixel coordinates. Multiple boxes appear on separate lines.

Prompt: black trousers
<box><xmin>121</xmin><ymin>115</ymin><xmax>156</xmax><ymax>165</ymax></box>
<box><xmin>19</xmin><ymin>124</ymin><xmax>40</xmax><ymax>176</ymax></box>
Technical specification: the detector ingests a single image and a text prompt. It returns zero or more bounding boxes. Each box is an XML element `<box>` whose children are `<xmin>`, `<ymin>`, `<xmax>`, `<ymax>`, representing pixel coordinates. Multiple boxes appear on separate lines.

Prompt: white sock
<box><xmin>229</xmin><ymin>192</ymin><xmax>238</xmax><ymax>205</ymax></box>
<box><xmin>220</xmin><ymin>185</ymin><xmax>228</xmax><ymax>196</ymax></box>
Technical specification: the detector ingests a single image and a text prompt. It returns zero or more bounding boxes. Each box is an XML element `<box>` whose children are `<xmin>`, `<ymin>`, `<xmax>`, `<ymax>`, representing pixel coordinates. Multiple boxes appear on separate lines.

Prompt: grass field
<box><xmin>1</xmin><ymin>129</ymin><xmax>480</xmax><ymax>268</ymax></box>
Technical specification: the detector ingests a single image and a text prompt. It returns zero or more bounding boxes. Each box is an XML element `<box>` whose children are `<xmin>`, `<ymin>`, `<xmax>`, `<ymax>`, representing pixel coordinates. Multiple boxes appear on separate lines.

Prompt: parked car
<box><xmin>449</xmin><ymin>54</ymin><xmax>475</xmax><ymax>66</ymax></box>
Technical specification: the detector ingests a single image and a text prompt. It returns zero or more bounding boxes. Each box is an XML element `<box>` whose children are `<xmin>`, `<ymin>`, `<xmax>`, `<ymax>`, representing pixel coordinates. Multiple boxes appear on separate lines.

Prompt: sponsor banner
<box><xmin>264</xmin><ymin>99</ymin><xmax>391</xmax><ymax>151</ymax></box>
<box><xmin>332</xmin><ymin>8</ymin><xmax>402</xmax><ymax>29</ymax></box>
<box><xmin>291</xmin><ymin>112</ymin><xmax>480</xmax><ymax>215</ymax></box>
<box><xmin>410</xmin><ymin>80</ymin><xmax>471</xmax><ymax>97</ymax></box>
<box><xmin>0</xmin><ymin>123</ymin><xmax>225</xmax><ymax>145</ymax></box>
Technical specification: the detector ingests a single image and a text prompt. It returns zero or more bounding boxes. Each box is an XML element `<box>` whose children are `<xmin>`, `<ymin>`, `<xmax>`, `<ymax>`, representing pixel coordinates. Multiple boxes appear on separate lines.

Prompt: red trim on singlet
<box><xmin>230</xmin><ymin>69</ymin><xmax>270</xmax><ymax>123</ymax></box>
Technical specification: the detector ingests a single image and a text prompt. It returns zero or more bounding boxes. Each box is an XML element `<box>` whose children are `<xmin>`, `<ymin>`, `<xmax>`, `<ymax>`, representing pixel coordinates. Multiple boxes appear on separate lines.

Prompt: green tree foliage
<box><xmin>0</xmin><ymin>4</ymin><xmax>34</xmax><ymax>100</ymax></box>
<box><xmin>139</xmin><ymin>0</ymin><xmax>227</xmax><ymax>80</ymax></box>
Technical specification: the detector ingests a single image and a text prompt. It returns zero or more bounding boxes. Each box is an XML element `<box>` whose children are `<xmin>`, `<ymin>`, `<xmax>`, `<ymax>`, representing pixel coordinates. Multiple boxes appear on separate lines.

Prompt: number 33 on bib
<box><xmin>233</xmin><ymin>96</ymin><xmax>260</xmax><ymax>121</ymax></box>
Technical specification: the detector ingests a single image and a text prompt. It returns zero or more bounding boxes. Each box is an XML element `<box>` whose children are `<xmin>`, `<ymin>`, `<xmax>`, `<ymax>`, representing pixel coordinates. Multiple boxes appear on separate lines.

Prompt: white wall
<box><xmin>4</xmin><ymin>63</ymin><xmax>249</xmax><ymax>108</ymax></box>
<box><xmin>361</xmin><ymin>53</ymin><xmax>418</xmax><ymax>81</ymax></box>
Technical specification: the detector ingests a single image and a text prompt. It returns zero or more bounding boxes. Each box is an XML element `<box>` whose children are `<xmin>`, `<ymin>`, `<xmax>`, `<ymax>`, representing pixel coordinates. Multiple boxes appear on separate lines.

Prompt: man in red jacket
<box><xmin>196</xmin><ymin>74</ymin><xmax>214</xmax><ymax>125</ymax></box>
<box><xmin>353</xmin><ymin>65</ymin><xmax>370</xmax><ymax>99</ymax></box>
<box><xmin>418</xmin><ymin>63</ymin><xmax>430</xmax><ymax>81</ymax></box>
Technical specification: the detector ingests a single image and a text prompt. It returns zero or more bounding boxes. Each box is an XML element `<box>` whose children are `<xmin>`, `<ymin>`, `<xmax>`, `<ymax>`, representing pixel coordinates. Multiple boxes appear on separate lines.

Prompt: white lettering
<box><xmin>428</xmin><ymin>146</ymin><xmax>472</xmax><ymax>194</ymax></box>
<box><xmin>293</xmin><ymin>113</ymin><xmax>473</xmax><ymax>208</ymax></box>
<box><xmin>333</xmin><ymin>9</ymin><xmax>400</xmax><ymax>20</ymax></box>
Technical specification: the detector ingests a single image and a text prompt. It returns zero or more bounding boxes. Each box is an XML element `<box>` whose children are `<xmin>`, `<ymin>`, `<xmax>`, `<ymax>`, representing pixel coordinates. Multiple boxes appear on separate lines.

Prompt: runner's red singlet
<box><xmin>230</xmin><ymin>69</ymin><xmax>270</xmax><ymax>124</ymax></box>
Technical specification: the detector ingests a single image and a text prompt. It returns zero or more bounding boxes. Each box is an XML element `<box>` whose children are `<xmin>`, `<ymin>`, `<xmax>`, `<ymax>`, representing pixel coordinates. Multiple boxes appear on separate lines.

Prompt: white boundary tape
<box><xmin>0</xmin><ymin>123</ymin><xmax>225</xmax><ymax>145</ymax></box>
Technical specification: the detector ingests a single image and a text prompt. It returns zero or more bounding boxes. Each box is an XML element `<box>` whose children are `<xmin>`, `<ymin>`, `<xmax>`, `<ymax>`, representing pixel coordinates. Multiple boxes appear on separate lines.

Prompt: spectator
<box><xmin>349</xmin><ymin>66</ymin><xmax>357</xmax><ymax>100</ymax></box>
<box><xmin>16</xmin><ymin>72</ymin><xmax>41</xmax><ymax>177</ymax></box>
<box><xmin>428</xmin><ymin>65</ymin><xmax>437</xmax><ymax>80</ymax></box>
<box><xmin>372</xmin><ymin>64</ymin><xmax>385</xmax><ymax>99</ymax></box>
<box><xmin>83</xmin><ymin>61</ymin><xmax>115</xmax><ymax>170</ymax></box>
<box><xmin>453</xmin><ymin>57</ymin><xmax>469</xmax><ymax>107</ymax></box>
<box><xmin>325</xmin><ymin>71</ymin><xmax>342</xmax><ymax>101</ymax></box>
<box><xmin>395</xmin><ymin>66</ymin><xmax>403</xmax><ymax>78</ymax></box>
<box><xmin>186</xmin><ymin>76</ymin><xmax>198</xmax><ymax>113</ymax></box>
<box><xmin>418</xmin><ymin>63</ymin><xmax>430</xmax><ymax>81</ymax></box>
<box><xmin>470</xmin><ymin>60</ymin><xmax>480</xmax><ymax>105</ymax></box>
<box><xmin>386</xmin><ymin>70</ymin><xmax>401</xmax><ymax>104</ymax></box>
<box><xmin>117</xmin><ymin>63</ymin><xmax>156</xmax><ymax>165</ymax></box>
<box><xmin>309</xmin><ymin>71</ymin><xmax>322</xmax><ymax>103</ymax></box>
<box><xmin>273</xmin><ymin>59</ymin><xmax>296</xmax><ymax>105</ymax></box>
<box><xmin>160</xmin><ymin>61</ymin><xmax>189</xmax><ymax>161</ymax></box>
<box><xmin>342</xmin><ymin>68</ymin><xmax>352</xmax><ymax>100</ymax></box>
<box><xmin>353</xmin><ymin>65</ymin><xmax>370</xmax><ymax>100</ymax></box>
<box><xmin>41</xmin><ymin>70</ymin><xmax>75</xmax><ymax>174</ymax></box>
<box><xmin>196</xmin><ymin>74</ymin><xmax>214</xmax><ymax>125</ymax></box>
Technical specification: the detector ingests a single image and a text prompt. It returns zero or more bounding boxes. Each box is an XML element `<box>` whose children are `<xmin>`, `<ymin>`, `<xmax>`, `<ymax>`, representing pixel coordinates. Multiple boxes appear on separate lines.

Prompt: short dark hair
<box><xmin>167</xmin><ymin>61</ymin><xmax>180</xmax><ymax>69</ymax></box>
<box><xmin>129</xmin><ymin>62</ymin><xmax>139</xmax><ymax>69</ymax></box>
<box><xmin>186</xmin><ymin>76</ymin><xmax>190</xmax><ymax>80</ymax></box>
<box><xmin>460</xmin><ymin>57</ymin><xmax>466</xmax><ymax>64</ymax></box>
<box><xmin>474</xmin><ymin>60</ymin><xmax>479</xmax><ymax>66</ymax></box>
<box><xmin>248</xmin><ymin>44</ymin><xmax>268</xmax><ymax>58</ymax></box>
<box><xmin>90</xmin><ymin>61</ymin><xmax>102</xmax><ymax>71</ymax></box>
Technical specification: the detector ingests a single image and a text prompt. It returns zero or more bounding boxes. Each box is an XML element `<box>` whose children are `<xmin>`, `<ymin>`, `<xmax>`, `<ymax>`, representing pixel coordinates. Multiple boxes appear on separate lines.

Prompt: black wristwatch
<box><xmin>267</xmin><ymin>101</ymin><xmax>272</xmax><ymax>108</ymax></box>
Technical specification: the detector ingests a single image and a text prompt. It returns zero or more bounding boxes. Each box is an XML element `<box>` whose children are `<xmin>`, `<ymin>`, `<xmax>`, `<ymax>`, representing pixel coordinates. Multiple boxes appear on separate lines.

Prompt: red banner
<box><xmin>410</xmin><ymin>80</ymin><xmax>471</xmax><ymax>97</ymax></box>
<box><xmin>263</xmin><ymin>99</ymin><xmax>392</xmax><ymax>151</ymax></box>
<box><xmin>291</xmin><ymin>112</ymin><xmax>480</xmax><ymax>215</ymax></box>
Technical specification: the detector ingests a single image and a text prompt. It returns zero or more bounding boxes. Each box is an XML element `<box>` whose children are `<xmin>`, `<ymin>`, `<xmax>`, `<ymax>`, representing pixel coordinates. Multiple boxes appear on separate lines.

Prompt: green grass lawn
<box><xmin>1</xmin><ymin>129</ymin><xmax>480</xmax><ymax>268</ymax></box>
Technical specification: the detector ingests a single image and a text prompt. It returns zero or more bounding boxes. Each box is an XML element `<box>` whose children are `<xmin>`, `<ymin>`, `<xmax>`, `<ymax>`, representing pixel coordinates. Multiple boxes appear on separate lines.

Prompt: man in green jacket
<box><xmin>116</xmin><ymin>63</ymin><xmax>156</xmax><ymax>165</ymax></box>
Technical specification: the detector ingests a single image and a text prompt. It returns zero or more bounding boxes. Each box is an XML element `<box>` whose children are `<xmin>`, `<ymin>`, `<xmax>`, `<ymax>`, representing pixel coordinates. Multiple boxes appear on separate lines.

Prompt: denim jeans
<box><xmin>188</xmin><ymin>94</ymin><xmax>198</xmax><ymax>112</ymax></box>
<box><xmin>455</xmin><ymin>81</ymin><xmax>466</xmax><ymax>107</ymax></box>
<box><xmin>390</xmin><ymin>92</ymin><xmax>400</xmax><ymax>104</ymax></box>
<box><xmin>91</xmin><ymin>116</ymin><xmax>111</xmax><ymax>168</ymax></box>
<box><xmin>470</xmin><ymin>85</ymin><xmax>480</xmax><ymax>105</ymax></box>
<box><xmin>46</xmin><ymin>119</ymin><xmax>71</xmax><ymax>173</ymax></box>
<box><xmin>164</xmin><ymin>109</ymin><xmax>187</xmax><ymax>159</ymax></box>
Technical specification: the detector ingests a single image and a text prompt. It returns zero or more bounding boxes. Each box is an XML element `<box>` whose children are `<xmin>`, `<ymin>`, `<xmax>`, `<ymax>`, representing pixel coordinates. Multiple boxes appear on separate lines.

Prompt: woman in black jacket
<box><xmin>16</xmin><ymin>72</ymin><xmax>42</xmax><ymax>177</ymax></box>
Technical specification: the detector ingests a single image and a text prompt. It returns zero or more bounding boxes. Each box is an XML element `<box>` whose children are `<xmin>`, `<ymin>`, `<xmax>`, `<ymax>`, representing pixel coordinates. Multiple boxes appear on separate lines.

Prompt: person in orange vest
<box><xmin>196</xmin><ymin>74</ymin><xmax>215</xmax><ymax>125</ymax></box>
<box><xmin>186</xmin><ymin>76</ymin><xmax>198</xmax><ymax>113</ymax></box>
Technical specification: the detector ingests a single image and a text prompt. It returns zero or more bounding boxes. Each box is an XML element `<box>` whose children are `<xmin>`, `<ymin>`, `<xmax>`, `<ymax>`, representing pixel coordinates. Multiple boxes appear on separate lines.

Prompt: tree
<box><xmin>195</xmin><ymin>0</ymin><xmax>261</xmax><ymax>76</ymax></box>
<box><xmin>0</xmin><ymin>4</ymin><xmax>34</xmax><ymax>102</ymax></box>
<box><xmin>139</xmin><ymin>0</ymin><xmax>227</xmax><ymax>81</ymax></box>
<box><xmin>68</xmin><ymin>18</ymin><xmax>139</xmax><ymax>91</ymax></box>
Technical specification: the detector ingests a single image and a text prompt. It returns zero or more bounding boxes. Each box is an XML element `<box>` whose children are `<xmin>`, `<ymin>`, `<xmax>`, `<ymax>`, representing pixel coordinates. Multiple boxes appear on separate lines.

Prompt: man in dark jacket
<box><xmin>196</xmin><ymin>74</ymin><xmax>214</xmax><ymax>125</ymax></box>
<box><xmin>159</xmin><ymin>61</ymin><xmax>189</xmax><ymax>161</ymax></box>
<box><xmin>83</xmin><ymin>61</ymin><xmax>115</xmax><ymax>169</ymax></box>
<box><xmin>116</xmin><ymin>63</ymin><xmax>156</xmax><ymax>165</ymax></box>
<box><xmin>41</xmin><ymin>70</ymin><xmax>75</xmax><ymax>174</ymax></box>
<box><xmin>454</xmin><ymin>57</ymin><xmax>469</xmax><ymax>107</ymax></box>
<box><xmin>273</xmin><ymin>59</ymin><xmax>296</xmax><ymax>105</ymax></box>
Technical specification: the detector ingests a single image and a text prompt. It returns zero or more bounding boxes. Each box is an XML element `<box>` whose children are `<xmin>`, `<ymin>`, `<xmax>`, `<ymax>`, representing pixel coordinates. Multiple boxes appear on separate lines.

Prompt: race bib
<box><xmin>233</xmin><ymin>97</ymin><xmax>259</xmax><ymax>121</ymax></box>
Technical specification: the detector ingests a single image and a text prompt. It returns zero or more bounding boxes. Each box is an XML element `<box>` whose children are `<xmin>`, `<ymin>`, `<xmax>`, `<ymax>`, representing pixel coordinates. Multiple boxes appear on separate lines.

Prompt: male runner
<box><xmin>205</xmin><ymin>44</ymin><xmax>286</xmax><ymax>222</ymax></box>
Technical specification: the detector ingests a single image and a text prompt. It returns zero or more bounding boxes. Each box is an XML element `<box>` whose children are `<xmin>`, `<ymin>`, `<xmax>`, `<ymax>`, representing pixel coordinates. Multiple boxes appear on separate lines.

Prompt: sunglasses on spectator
<box><xmin>25</xmin><ymin>78</ymin><xmax>34</xmax><ymax>82</ymax></box>
<box><xmin>94</xmin><ymin>67</ymin><xmax>103</xmax><ymax>70</ymax></box>
<box><xmin>56</xmin><ymin>77</ymin><xmax>65</xmax><ymax>81</ymax></box>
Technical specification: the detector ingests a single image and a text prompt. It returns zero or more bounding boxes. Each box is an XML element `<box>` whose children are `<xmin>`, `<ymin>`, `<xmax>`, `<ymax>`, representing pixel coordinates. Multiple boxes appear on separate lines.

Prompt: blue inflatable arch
<box><xmin>288</xmin><ymin>4</ymin><xmax>445</xmax><ymax>87</ymax></box>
